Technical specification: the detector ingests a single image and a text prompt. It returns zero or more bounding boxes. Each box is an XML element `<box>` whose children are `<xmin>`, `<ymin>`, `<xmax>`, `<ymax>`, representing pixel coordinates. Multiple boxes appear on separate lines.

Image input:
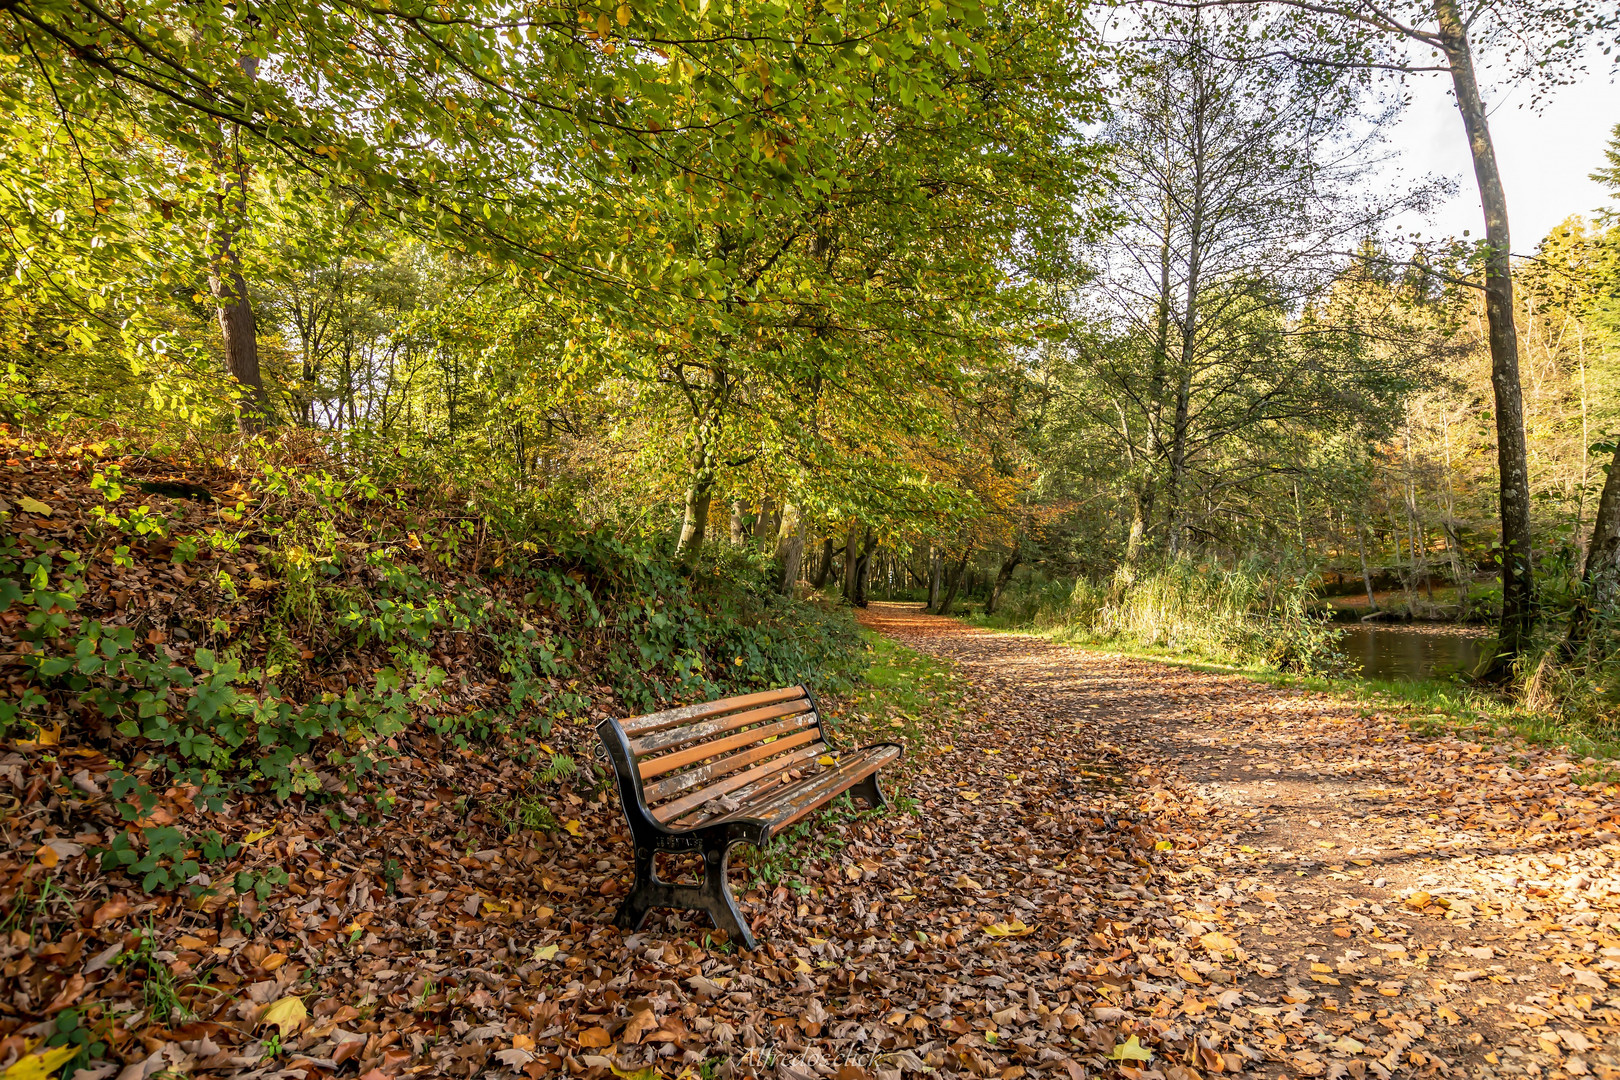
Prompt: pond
<box><xmin>1336</xmin><ymin>624</ymin><xmax>1491</xmax><ymax>681</ymax></box>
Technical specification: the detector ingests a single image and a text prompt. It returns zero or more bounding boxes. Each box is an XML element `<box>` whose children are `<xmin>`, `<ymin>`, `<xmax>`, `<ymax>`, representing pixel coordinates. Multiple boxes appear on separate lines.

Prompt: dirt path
<box><xmin>860</xmin><ymin>602</ymin><xmax>1620</xmax><ymax>1080</ymax></box>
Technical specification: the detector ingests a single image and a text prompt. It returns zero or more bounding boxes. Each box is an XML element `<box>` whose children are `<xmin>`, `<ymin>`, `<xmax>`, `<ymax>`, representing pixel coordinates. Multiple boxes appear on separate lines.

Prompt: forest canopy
<box><xmin>3</xmin><ymin>0</ymin><xmax>1620</xmax><ymax>703</ymax></box>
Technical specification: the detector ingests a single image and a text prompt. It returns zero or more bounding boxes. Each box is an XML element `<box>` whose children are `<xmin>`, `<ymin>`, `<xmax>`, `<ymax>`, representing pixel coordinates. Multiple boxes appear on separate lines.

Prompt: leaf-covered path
<box><xmin>860</xmin><ymin>602</ymin><xmax>1620</xmax><ymax>1080</ymax></box>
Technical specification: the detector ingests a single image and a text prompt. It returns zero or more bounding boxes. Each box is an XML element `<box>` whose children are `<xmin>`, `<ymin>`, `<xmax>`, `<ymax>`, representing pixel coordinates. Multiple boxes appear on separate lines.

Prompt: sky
<box><xmin>1383</xmin><ymin>64</ymin><xmax>1620</xmax><ymax>250</ymax></box>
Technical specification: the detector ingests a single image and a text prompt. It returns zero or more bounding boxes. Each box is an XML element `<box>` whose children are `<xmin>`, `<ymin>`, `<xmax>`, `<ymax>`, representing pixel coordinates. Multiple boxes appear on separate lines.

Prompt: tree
<box><xmin>1193</xmin><ymin>0</ymin><xmax>1620</xmax><ymax>666</ymax></box>
<box><xmin>1061</xmin><ymin>13</ymin><xmax>1423</xmax><ymax>558</ymax></box>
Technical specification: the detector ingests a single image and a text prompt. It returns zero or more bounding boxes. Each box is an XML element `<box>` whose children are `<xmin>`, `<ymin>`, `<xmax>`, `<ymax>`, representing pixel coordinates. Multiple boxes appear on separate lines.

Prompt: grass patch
<box><xmin>822</xmin><ymin>629</ymin><xmax>968</xmax><ymax>753</ymax></box>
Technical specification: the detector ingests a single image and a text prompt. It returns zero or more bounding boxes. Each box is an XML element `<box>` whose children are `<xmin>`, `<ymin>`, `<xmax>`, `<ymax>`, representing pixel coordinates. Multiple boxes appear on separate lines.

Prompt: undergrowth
<box><xmin>1</xmin><ymin>429</ymin><xmax>862</xmax><ymax>901</ymax></box>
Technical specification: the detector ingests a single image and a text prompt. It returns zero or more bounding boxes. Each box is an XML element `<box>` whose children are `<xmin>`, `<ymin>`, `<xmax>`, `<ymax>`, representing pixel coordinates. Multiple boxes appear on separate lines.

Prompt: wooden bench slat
<box><xmin>629</xmin><ymin>699</ymin><xmax>812</xmax><ymax>757</ymax></box>
<box><xmin>698</xmin><ymin>745</ymin><xmax>899</xmax><ymax>830</ymax></box>
<box><xmin>636</xmin><ymin>712</ymin><xmax>817</xmax><ymax>780</ymax></box>
<box><xmin>651</xmin><ymin>742</ymin><xmax>828</xmax><ymax>822</ymax></box>
<box><xmin>620</xmin><ymin>685</ymin><xmax>805</xmax><ymax>737</ymax></box>
<box><xmin>641</xmin><ymin>729</ymin><xmax>824</xmax><ymax>805</ymax></box>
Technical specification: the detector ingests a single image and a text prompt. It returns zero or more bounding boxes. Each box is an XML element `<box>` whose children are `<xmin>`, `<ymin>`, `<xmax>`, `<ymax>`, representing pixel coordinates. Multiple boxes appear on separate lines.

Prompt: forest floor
<box><xmin>859</xmin><ymin>602</ymin><xmax>1620</xmax><ymax>1080</ymax></box>
<box><xmin>14</xmin><ymin>599</ymin><xmax>1620</xmax><ymax>1080</ymax></box>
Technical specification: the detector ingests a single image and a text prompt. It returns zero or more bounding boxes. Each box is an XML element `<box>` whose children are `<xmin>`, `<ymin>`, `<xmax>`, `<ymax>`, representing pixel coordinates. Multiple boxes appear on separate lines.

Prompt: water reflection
<box><xmin>1336</xmin><ymin>625</ymin><xmax>1488</xmax><ymax>681</ymax></box>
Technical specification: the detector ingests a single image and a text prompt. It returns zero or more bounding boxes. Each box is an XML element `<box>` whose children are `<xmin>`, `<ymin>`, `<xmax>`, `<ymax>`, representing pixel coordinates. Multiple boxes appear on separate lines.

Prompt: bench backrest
<box><xmin>611</xmin><ymin>685</ymin><xmax>828</xmax><ymax>827</ymax></box>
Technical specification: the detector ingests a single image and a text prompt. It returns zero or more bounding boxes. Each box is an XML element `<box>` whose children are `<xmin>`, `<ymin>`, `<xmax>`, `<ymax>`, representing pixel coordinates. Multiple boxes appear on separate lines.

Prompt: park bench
<box><xmin>596</xmin><ymin>684</ymin><xmax>901</xmax><ymax>949</ymax></box>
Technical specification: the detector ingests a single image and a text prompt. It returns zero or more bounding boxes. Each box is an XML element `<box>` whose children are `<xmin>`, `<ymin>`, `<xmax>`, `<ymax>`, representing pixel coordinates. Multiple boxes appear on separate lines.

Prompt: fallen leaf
<box><xmin>2</xmin><ymin>1044</ymin><xmax>78</xmax><ymax>1080</ymax></box>
<box><xmin>244</xmin><ymin>827</ymin><xmax>276</xmax><ymax>844</ymax></box>
<box><xmin>258</xmin><ymin>996</ymin><xmax>308</xmax><ymax>1036</ymax></box>
<box><xmin>985</xmin><ymin>920</ymin><xmax>1035</xmax><ymax>938</ymax></box>
<box><xmin>1200</xmin><ymin>931</ymin><xmax>1239</xmax><ymax>953</ymax></box>
<box><xmin>564</xmin><ymin>819</ymin><xmax>582</xmax><ymax>836</ymax></box>
<box><xmin>1108</xmin><ymin>1036</ymin><xmax>1153</xmax><ymax>1063</ymax></box>
<box><xmin>18</xmin><ymin>496</ymin><xmax>52</xmax><ymax>516</ymax></box>
<box><xmin>578</xmin><ymin>1027</ymin><xmax>612</xmax><ymax>1048</ymax></box>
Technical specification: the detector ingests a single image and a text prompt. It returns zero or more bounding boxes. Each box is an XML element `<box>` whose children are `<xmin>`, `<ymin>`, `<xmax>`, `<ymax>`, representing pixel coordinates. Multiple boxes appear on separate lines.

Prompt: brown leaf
<box><xmin>577</xmin><ymin>1027</ymin><xmax>611</xmax><ymax>1048</ymax></box>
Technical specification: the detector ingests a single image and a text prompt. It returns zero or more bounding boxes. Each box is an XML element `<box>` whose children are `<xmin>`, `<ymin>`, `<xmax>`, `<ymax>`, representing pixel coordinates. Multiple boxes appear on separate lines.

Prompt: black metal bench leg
<box><xmin>614</xmin><ymin>846</ymin><xmax>659</xmax><ymax>932</ymax></box>
<box><xmin>701</xmin><ymin>844</ymin><xmax>757</xmax><ymax>951</ymax></box>
<box><xmin>852</xmin><ymin>771</ymin><xmax>888</xmax><ymax>811</ymax></box>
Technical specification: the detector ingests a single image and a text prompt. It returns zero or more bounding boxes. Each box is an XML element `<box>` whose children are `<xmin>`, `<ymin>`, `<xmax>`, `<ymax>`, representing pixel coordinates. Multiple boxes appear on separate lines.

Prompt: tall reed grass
<box><xmin>992</xmin><ymin>560</ymin><xmax>1347</xmax><ymax>675</ymax></box>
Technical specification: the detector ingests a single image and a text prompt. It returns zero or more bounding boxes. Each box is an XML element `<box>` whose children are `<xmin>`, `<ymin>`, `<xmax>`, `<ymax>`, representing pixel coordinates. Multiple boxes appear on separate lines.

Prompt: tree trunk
<box><xmin>1125</xmin><ymin>484</ymin><xmax>1153</xmax><ymax>565</ymax></box>
<box><xmin>841</xmin><ymin>523</ymin><xmax>861</xmax><ymax>602</ymax></box>
<box><xmin>1566</xmin><ymin>441</ymin><xmax>1620</xmax><ymax>652</ymax></box>
<box><xmin>676</xmin><ymin>412</ymin><xmax>721</xmax><ymax>562</ymax></box>
<box><xmin>729</xmin><ymin>501</ymin><xmax>746</xmax><ymax>545</ymax></box>
<box><xmin>936</xmin><ymin>549</ymin><xmax>972</xmax><ymax>617</ymax></box>
<box><xmin>853</xmin><ymin>533</ymin><xmax>878</xmax><ymax>608</ymax></box>
<box><xmin>986</xmin><ymin>549</ymin><xmax>1023</xmax><ymax>616</ymax></box>
<box><xmin>1436</xmin><ymin>0</ymin><xmax>1534</xmax><ymax>668</ymax></box>
<box><xmin>773</xmin><ymin>503</ymin><xmax>805</xmax><ymax>596</ymax></box>
<box><xmin>754</xmin><ymin>499</ymin><xmax>777</xmax><ymax>546</ymax></box>
<box><xmin>209</xmin><ymin>55</ymin><xmax>267</xmax><ymax>432</ymax></box>
<box><xmin>926</xmin><ymin>548</ymin><xmax>944</xmax><ymax>612</ymax></box>
<box><xmin>811</xmin><ymin>537</ymin><xmax>835</xmax><ymax>589</ymax></box>
<box><xmin>676</xmin><ymin>474</ymin><xmax>714</xmax><ymax>560</ymax></box>
<box><xmin>1357</xmin><ymin>524</ymin><xmax>1377</xmax><ymax>611</ymax></box>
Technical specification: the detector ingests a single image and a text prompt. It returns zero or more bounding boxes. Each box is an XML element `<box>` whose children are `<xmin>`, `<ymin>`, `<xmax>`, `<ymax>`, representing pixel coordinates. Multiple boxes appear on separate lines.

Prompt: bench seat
<box><xmin>597</xmin><ymin>684</ymin><xmax>900</xmax><ymax>949</ymax></box>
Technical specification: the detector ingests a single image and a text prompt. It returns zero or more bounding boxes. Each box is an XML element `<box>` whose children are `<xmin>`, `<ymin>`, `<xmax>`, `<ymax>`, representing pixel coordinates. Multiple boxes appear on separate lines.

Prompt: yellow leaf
<box><xmin>794</xmin><ymin>958</ymin><xmax>812</xmax><ymax>973</ymax></box>
<box><xmin>34</xmin><ymin>845</ymin><xmax>58</xmax><ymax>868</ymax></box>
<box><xmin>955</xmin><ymin>874</ymin><xmax>983</xmax><ymax>890</ymax></box>
<box><xmin>16</xmin><ymin>723</ymin><xmax>60</xmax><ymax>748</ymax></box>
<box><xmin>1405</xmin><ymin>891</ymin><xmax>1431</xmax><ymax>909</ymax></box>
<box><xmin>1155</xmin><ymin>840</ymin><xmax>1174</xmax><ymax>850</ymax></box>
<box><xmin>18</xmin><ymin>497</ymin><xmax>52</xmax><ymax>516</ymax></box>
<box><xmin>1310</xmin><ymin>963</ymin><xmax>1332</xmax><ymax>973</ymax></box>
<box><xmin>564</xmin><ymin>819</ymin><xmax>582</xmax><ymax>836</ymax></box>
<box><xmin>244</xmin><ymin>827</ymin><xmax>275</xmax><ymax>844</ymax></box>
<box><xmin>539</xmin><ymin>743</ymin><xmax>556</xmax><ymax>754</ymax></box>
<box><xmin>938</xmin><ymin>745</ymin><xmax>955</xmax><ymax>752</ymax></box>
<box><xmin>817</xmin><ymin>755</ymin><xmax>837</xmax><ymax>766</ymax></box>
<box><xmin>984</xmin><ymin>748</ymin><xmax>1001</xmax><ymax>754</ymax></box>
<box><xmin>1199</xmin><ymin>931</ymin><xmax>1239</xmax><ymax>953</ymax></box>
<box><xmin>257</xmin><ymin>996</ymin><xmax>308</xmax><ymax>1036</ymax></box>
<box><xmin>961</xmin><ymin>791</ymin><xmax>979</xmax><ymax>801</ymax></box>
<box><xmin>985</xmin><ymin>920</ymin><xmax>1034</xmax><ymax>938</ymax></box>
<box><xmin>611</xmin><ymin>1066</ymin><xmax>660</xmax><ymax>1080</ymax></box>
<box><xmin>3</xmin><ymin>1044</ymin><xmax>78</xmax><ymax>1080</ymax></box>
<box><xmin>1108</xmin><ymin>1036</ymin><xmax>1153</xmax><ymax>1063</ymax></box>
<box><xmin>483</xmin><ymin>899</ymin><xmax>511</xmax><ymax>914</ymax></box>
<box><xmin>615</xmin><ymin>3</ymin><xmax>632</xmax><ymax>24</ymax></box>
<box><xmin>533</xmin><ymin>944</ymin><xmax>560</xmax><ymax>961</ymax></box>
